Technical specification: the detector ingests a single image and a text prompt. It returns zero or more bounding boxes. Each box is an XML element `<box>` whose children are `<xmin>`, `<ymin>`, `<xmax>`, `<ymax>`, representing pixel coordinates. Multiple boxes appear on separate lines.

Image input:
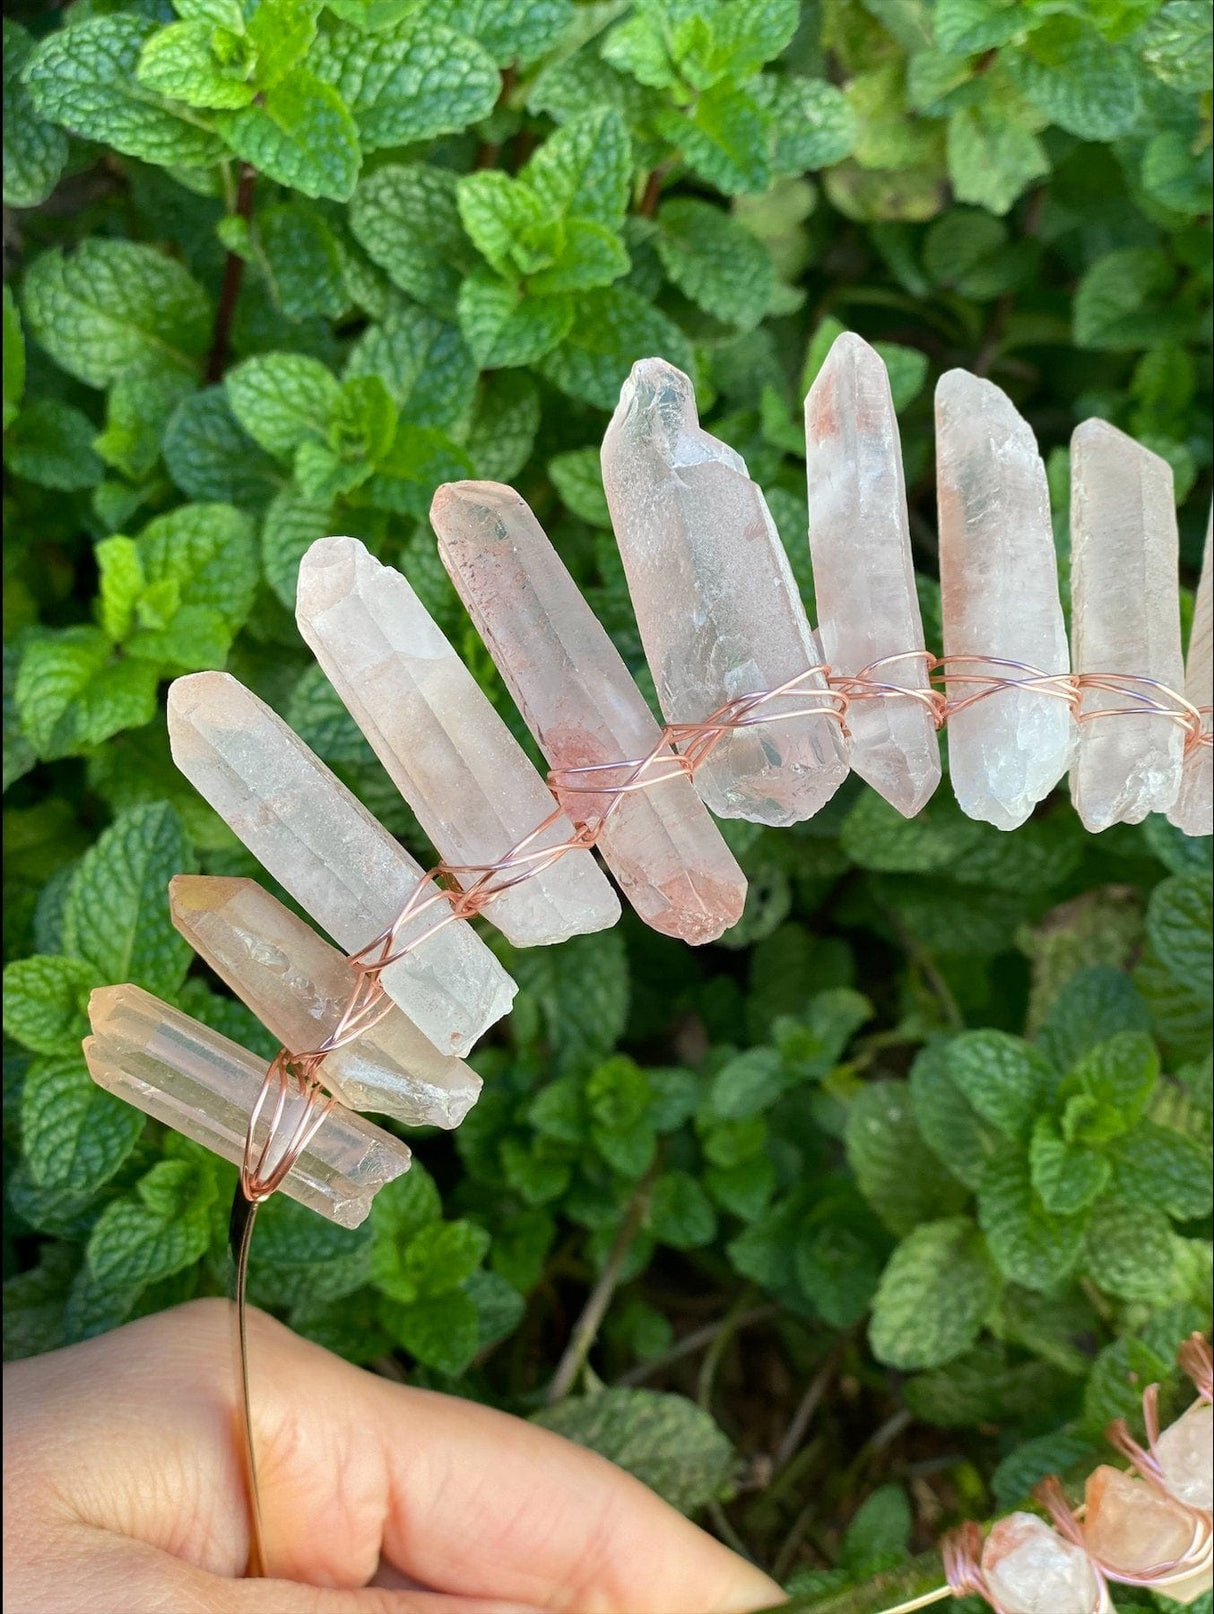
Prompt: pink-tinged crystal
<box><xmin>805</xmin><ymin>333</ymin><xmax>940</xmax><ymax>816</ymax></box>
<box><xmin>1168</xmin><ymin>510</ymin><xmax>1212</xmax><ymax>837</ymax></box>
<box><xmin>936</xmin><ymin>369</ymin><xmax>1073</xmax><ymax>829</ymax></box>
<box><xmin>1156</xmin><ymin>1399</ymin><xmax>1214</xmax><ymax>1511</ymax></box>
<box><xmin>431</xmin><ymin>481</ymin><xmax>747</xmax><ymax>944</ymax></box>
<box><xmin>1083</xmin><ymin>1465</ymin><xmax>1210</xmax><ymax>1604</ymax></box>
<box><xmin>295</xmin><ymin>536</ymin><xmax>619</xmax><ymax>948</ymax></box>
<box><xmin>85</xmin><ymin>984</ymin><xmax>411</xmax><ymax>1229</ymax></box>
<box><xmin>981</xmin><ymin>1511</ymin><xmax>1102</xmax><ymax>1614</ymax></box>
<box><xmin>601</xmin><ymin>357</ymin><xmax>849</xmax><ymax>827</ymax></box>
<box><xmin>167</xmin><ymin>671</ymin><xmax>515</xmax><ymax>1058</ymax></box>
<box><xmin>169</xmin><ymin>876</ymin><xmax>481</xmax><ymax>1129</ymax></box>
<box><xmin>1070</xmin><ymin>420</ymin><xmax>1185</xmax><ymax>830</ymax></box>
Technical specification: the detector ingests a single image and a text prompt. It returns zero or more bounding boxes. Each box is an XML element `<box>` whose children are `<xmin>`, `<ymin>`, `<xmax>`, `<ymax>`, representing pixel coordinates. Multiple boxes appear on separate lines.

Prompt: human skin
<box><xmin>3</xmin><ymin>1298</ymin><xmax>784</xmax><ymax>1614</ymax></box>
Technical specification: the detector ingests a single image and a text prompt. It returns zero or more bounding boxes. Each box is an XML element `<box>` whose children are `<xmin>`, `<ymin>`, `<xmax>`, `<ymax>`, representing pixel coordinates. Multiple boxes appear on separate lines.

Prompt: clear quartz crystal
<box><xmin>1168</xmin><ymin>510</ymin><xmax>1213</xmax><ymax>836</ymax></box>
<box><xmin>1083</xmin><ymin>1465</ymin><xmax>1207</xmax><ymax>1602</ymax></box>
<box><xmin>805</xmin><ymin>332</ymin><xmax>941</xmax><ymax>816</ymax></box>
<box><xmin>167</xmin><ymin>670</ymin><xmax>515</xmax><ymax>1059</ymax></box>
<box><xmin>601</xmin><ymin>357</ymin><xmax>849</xmax><ymax>826</ymax></box>
<box><xmin>981</xmin><ymin>1512</ymin><xmax>1102</xmax><ymax>1614</ymax></box>
<box><xmin>295</xmin><ymin>536</ymin><xmax>619</xmax><ymax>947</ymax></box>
<box><xmin>431</xmin><ymin>481</ymin><xmax>747</xmax><ymax>944</ymax></box>
<box><xmin>1156</xmin><ymin>1400</ymin><xmax>1214</xmax><ymax>1511</ymax></box>
<box><xmin>169</xmin><ymin>875</ymin><xmax>481</xmax><ymax>1129</ymax></box>
<box><xmin>935</xmin><ymin>369</ymin><xmax>1074</xmax><ymax>829</ymax></box>
<box><xmin>1070</xmin><ymin>419</ymin><xmax>1185</xmax><ymax>830</ymax></box>
<box><xmin>84</xmin><ymin>984</ymin><xmax>411</xmax><ymax>1229</ymax></box>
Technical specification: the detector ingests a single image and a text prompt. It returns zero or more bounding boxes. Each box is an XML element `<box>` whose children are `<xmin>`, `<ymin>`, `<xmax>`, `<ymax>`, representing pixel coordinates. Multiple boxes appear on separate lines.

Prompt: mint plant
<box><xmin>3</xmin><ymin>0</ymin><xmax>1211</xmax><ymax>1602</ymax></box>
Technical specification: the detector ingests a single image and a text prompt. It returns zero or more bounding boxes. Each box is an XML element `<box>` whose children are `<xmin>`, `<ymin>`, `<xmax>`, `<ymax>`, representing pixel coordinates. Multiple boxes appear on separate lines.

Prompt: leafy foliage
<box><xmin>3</xmin><ymin>0</ymin><xmax>1210</xmax><ymax>1600</ymax></box>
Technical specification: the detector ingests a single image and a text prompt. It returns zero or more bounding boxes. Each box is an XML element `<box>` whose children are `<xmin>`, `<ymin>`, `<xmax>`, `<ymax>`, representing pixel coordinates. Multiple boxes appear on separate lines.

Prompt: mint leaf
<box><xmin>946</xmin><ymin>1032</ymin><xmax>1057</xmax><ymax>1143</ymax></box>
<box><xmin>1012</xmin><ymin>29</ymin><xmax>1140</xmax><ymax>141</ymax></box>
<box><xmin>1109</xmin><ymin>1121</ymin><xmax>1212</xmax><ymax>1220</ymax></box>
<box><xmin>136</xmin><ymin>19</ymin><xmax>258</xmax><ymax>109</ymax></box>
<box><xmin>870</xmin><ymin>1218</ymin><xmax>998</xmax><ymax>1369</ymax></box>
<box><xmin>1083</xmin><ymin>1196</ymin><xmax>1176</xmax><ymax>1301</ymax></box>
<box><xmin>261</xmin><ymin>485</ymin><xmax>333</xmax><ymax>608</ymax></box>
<box><xmin>535</xmin><ymin>283</ymin><xmax>692</xmax><ymax>408</ymax></box>
<box><xmin>660</xmin><ymin>84</ymin><xmax>772</xmax><ymax>195</ymax></box>
<box><xmin>363</xmin><ymin>423</ymin><xmax>473</xmax><ymax>516</ymax></box>
<box><xmin>1036</xmin><ymin>966</ymin><xmax>1152</xmax><ymax>1073</ymax></box>
<box><xmin>532</xmin><ymin>1388</ymin><xmax>735</xmax><ymax>1515</ymax></box>
<box><xmin>529</xmin><ymin>219</ymin><xmax>631</xmax><ymax>295</ymax></box>
<box><xmin>466</xmin><ymin>370</ymin><xmax>539</xmax><ymax>481</ymax></box>
<box><xmin>1028</xmin><ymin>1117</ymin><xmax>1111</xmax><ymax>1215</ymax></box>
<box><xmin>400</xmin><ymin>1218</ymin><xmax>490</xmax><ymax>1298</ymax></box>
<box><xmin>4</xmin><ymin>19</ymin><xmax>69</xmax><ymax>208</ymax></box>
<box><xmin>344</xmin><ymin>301</ymin><xmax>477</xmax><ymax>428</ymax></box>
<box><xmin>22</xmin><ymin>15</ymin><xmax>223</xmax><ymax>168</ymax></box>
<box><xmin>258</xmin><ymin>201</ymin><xmax>349</xmax><ymax>321</ymax></box>
<box><xmin>1140</xmin><ymin>1</ymin><xmax>1212</xmax><ymax>91</ymax></box>
<box><xmin>384</xmin><ymin>1287</ymin><xmax>480</xmax><ymax>1374</ymax></box>
<box><xmin>934</xmin><ymin>0</ymin><xmax>1029</xmax><ymax>53</ymax></box>
<box><xmin>457</xmin><ymin>269</ymin><xmax>574</xmax><ymax>367</ymax></box>
<box><xmin>512</xmin><ymin>928</ymin><xmax>629</xmax><ymax>1078</ymax></box>
<box><xmin>1067</xmin><ymin>1031</ymin><xmax>1159</xmax><ymax>1136</ymax></box>
<box><xmin>753</xmin><ymin>74</ymin><xmax>856</xmax><ymax>172</ymax></box>
<box><xmin>649</xmin><ymin>1169</ymin><xmax>717</xmax><ymax>1249</ymax></box>
<box><xmin>1073</xmin><ymin>247</ymin><xmax>1187</xmax><ymax>352</ymax></box>
<box><xmin>947</xmin><ymin>103</ymin><xmax>1049</xmax><ymax>216</ymax></box>
<box><xmin>1145</xmin><ymin>872</ymin><xmax>1213</xmax><ymax>1002</ymax></box>
<box><xmin>656</xmin><ymin>198</ymin><xmax>775</xmax><ymax>329</ymax></box>
<box><xmin>978</xmin><ymin>1153</ymin><xmax>1087</xmax><ymax>1291</ymax></box>
<box><xmin>61</xmin><ymin>802</ymin><xmax>195</xmax><ymax>997</ymax></box>
<box><xmin>123</xmin><ymin>502</ymin><xmax>258</xmax><ymax>669</ymax></box>
<box><xmin>14</xmin><ymin>628</ymin><xmax>160</xmax><ymax>760</ymax></box>
<box><xmin>246</xmin><ymin>0</ymin><xmax>322</xmax><ymax>91</ymax></box>
<box><xmin>225</xmin><ymin>351</ymin><xmax>341</xmax><ymax>457</ymax></box>
<box><xmin>86</xmin><ymin>1160</ymin><xmax>214</xmax><ymax>1288</ymax></box>
<box><xmin>909</xmin><ymin>1039</ymin><xmax>1001</xmax><ymax>1191</ymax></box>
<box><xmin>846</xmin><ymin>1079</ymin><xmax>968</xmax><ymax>1236</ymax></box>
<box><xmin>349</xmin><ymin>163</ymin><xmax>474</xmax><ymax>315</ymax></box>
<box><xmin>21</xmin><ymin>1053</ymin><xmax>144</xmax><ymax>1195</ymax></box>
<box><xmin>163</xmin><ymin>387</ymin><xmax>281</xmax><ymax>505</ymax></box>
<box><xmin>4</xmin><ymin>399</ymin><xmax>105</xmax><ymax>491</ymax></box>
<box><xmin>93</xmin><ymin>369</ymin><xmax>194</xmax><ymax>483</ymax></box>
<box><xmin>310</xmin><ymin>17</ymin><xmax>499</xmax><ymax>151</ymax></box>
<box><xmin>522</xmin><ymin>107</ymin><xmax>632</xmax><ymax>229</ymax></box>
<box><xmin>22</xmin><ymin>240</ymin><xmax>211</xmax><ymax>389</ymax></box>
<box><xmin>215</xmin><ymin>68</ymin><xmax>361</xmax><ymax>201</ymax></box>
<box><xmin>457</xmin><ymin>169</ymin><xmax>555</xmax><ymax>278</ymax></box>
<box><xmin>3</xmin><ymin>955</ymin><xmax>100</xmax><ymax>1056</ymax></box>
<box><xmin>549</xmin><ymin>447</ymin><xmax>611</xmax><ymax>527</ymax></box>
<box><xmin>426</xmin><ymin>0</ymin><xmax>571</xmax><ymax>67</ymax></box>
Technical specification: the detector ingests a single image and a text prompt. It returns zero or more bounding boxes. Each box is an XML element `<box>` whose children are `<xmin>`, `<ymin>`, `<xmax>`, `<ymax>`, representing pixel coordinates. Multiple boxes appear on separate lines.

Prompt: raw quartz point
<box><xmin>1155</xmin><ymin>1399</ymin><xmax>1214</xmax><ymax>1511</ymax></box>
<box><xmin>805</xmin><ymin>333</ymin><xmax>941</xmax><ymax>816</ymax></box>
<box><xmin>169</xmin><ymin>875</ymin><xmax>481</xmax><ymax>1129</ymax></box>
<box><xmin>1168</xmin><ymin>510</ymin><xmax>1213</xmax><ymax>836</ymax></box>
<box><xmin>1071</xmin><ymin>419</ymin><xmax>1185</xmax><ymax>830</ymax></box>
<box><xmin>981</xmin><ymin>1512</ymin><xmax>1102</xmax><ymax>1614</ymax></box>
<box><xmin>84</xmin><ymin>985</ymin><xmax>410</xmax><ymax>1230</ymax></box>
<box><xmin>167</xmin><ymin>672</ymin><xmax>515</xmax><ymax>1058</ymax></box>
<box><xmin>431</xmin><ymin>481</ymin><xmax>747</xmax><ymax>944</ymax></box>
<box><xmin>601</xmin><ymin>357</ymin><xmax>849</xmax><ymax>827</ymax></box>
<box><xmin>1083</xmin><ymin>1466</ymin><xmax>1211</xmax><ymax>1605</ymax></box>
<box><xmin>296</xmin><ymin>536</ymin><xmax>619</xmax><ymax>947</ymax></box>
<box><xmin>936</xmin><ymin>370</ymin><xmax>1073</xmax><ymax>830</ymax></box>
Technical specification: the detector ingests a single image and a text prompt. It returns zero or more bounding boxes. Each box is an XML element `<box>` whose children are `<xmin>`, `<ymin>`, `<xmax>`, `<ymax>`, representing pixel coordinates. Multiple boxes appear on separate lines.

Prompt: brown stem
<box><xmin>638</xmin><ymin>163</ymin><xmax>671</xmax><ymax>218</ymax></box>
<box><xmin>615</xmin><ymin>1304</ymin><xmax>776</xmax><ymax>1386</ymax></box>
<box><xmin>772</xmin><ymin>1336</ymin><xmax>849</xmax><ymax>1472</ymax></box>
<box><xmin>206</xmin><ymin>164</ymin><xmax>257</xmax><ymax>385</ymax></box>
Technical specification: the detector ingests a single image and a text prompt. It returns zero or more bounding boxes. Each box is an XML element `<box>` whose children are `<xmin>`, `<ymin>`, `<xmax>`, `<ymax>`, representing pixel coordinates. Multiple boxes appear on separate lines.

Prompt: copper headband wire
<box><xmin>232</xmin><ymin>651</ymin><xmax>1211</xmax><ymax>1579</ymax></box>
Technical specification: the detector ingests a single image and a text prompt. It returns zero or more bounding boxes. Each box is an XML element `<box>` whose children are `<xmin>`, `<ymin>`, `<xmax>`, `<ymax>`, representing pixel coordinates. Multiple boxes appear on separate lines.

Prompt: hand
<box><xmin>3</xmin><ymin>1297</ymin><xmax>784</xmax><ymax>1614</ymax></box>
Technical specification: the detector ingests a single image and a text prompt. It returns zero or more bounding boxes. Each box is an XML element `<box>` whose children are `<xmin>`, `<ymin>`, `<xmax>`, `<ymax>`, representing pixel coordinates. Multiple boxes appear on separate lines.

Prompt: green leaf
<box><xmin>465</xmin><ymin>370</ymin><xmax>539</xmax><ymax>482</ymax></box>
<box><xmin>4</xmin><ymin>19</ymin><xmax>69</xmax><ymax>208</ymax></box>
<box><xmin>710</xmin><ymin>1047</ymin><xmax>785</xmax><ymax>1119</ymax></box>
<box><xmin>215</xmin><ymin>68</ymin><xmax>361</xmax><ymax>201</ymax></box>
<box><xmin>4</xmin><ymin>399</ymin><xmax>105</xmax><ymax>491</ymax></box>
<box><xmin>869</xmin><ymin>1218</ymin><xmax>998</xmax><ymax>1369</ymax></box>
<box><xmin>909</xmin><ymin>1039</ymin><xmax>1001</xmax><ymax>1191</ymax></box>
<box><xmin>425</xmin><ymin>0</ymin><xmax>571</xmax><ymax>67</ymax></box>
<box><xmin>754</xmin><ymin>74</ymin><xmax>856</xmax><ymax>172</ymax></box>
<box><xmin>22</xmin><ymin>240</ymin><xmax>211</xmax><ymax>389</ymax></box>
<box><xmin>946</xmin><ymin>1031</ymin><xmax>1057</xmax><ymax>1142</ymax></box>
<box><xmin>384</xmin><ymin>1286</ymin><xmax>480</xmax><ymax>1374</ymax></box>
<box><xmin>655</xmin><ymin>198</ymin><xmax>775</xmax><ymax>329</ymax></box>
<box><xmin>532</xmin><ymin>1389</ymin><xmax>735</xmax><ymax>1515</ymax></box>
<box><xmin>86</xmin><ymin>1159</ymin><xmax>214</xmax><ymax>1288</ymax></box>
<box><xmin>258</xmin><ymin>202</ymin><xmax>349</xmax><ymax>321</ymax></box>
<box><xmin>648</xmin><ymin>1170</ymin><xmax>716</xmax><ymax>1249</ymax></box>
<box><xmin>522</xmin><ymin>106</ymin><xmax>632</xmax><ymax>229</ymax></box>
<box><xmin>61</xmin><ymin>802</ymin><xmax>195</xmax><ymax>997</ymax></box>
<box><xmin>1083</xmin><ymin>1196</ymin><xmax>1176</xmax><ymax>1301</ymax></box>
<box><xmin>457</xmin><ymin>270</ymin><xmax>574</xmax><ymax>367</ymax></box>
<box><xmin>659</xmin><ymin>83</ymin><xmax>773</xmax><ymax>195</ymax></box>
<box><xmin>14</xmin><ymin>628</ymin><xmax>160</xmax><ymax>761</ymax></box>
<box><xmin>1029</xmin><ymin>1116</ymin><xmax>1111</xmax><ymax>1215</ymax></box>
<box><xmin>22</xmin><ymin>15</ymin><xmax>224</xmax><ymax>167</ymax></box>
<box><xmin>795</xmin><ymin>1221</ymin><xmax>883</xmax><ymax>1327</ymax></box>
<box><xmin>2</xmin><ymin>1244</ymin><xmax>76</xmax><ymax>1361</ymax></box>
<box><xmin>978</xmin><ymin>1153</ymin><xmax>1087</xmax><ymax>1290</ymax></box>
<box><xmin>310</xmin><ymin>16</ymin><xmax>499</xmax><ymax>151</ymax></box>
<box><xmin>511</xmin><ymin>928</ymin><xmax>629</xmax><ymax>1078</ymax></box>
<box><xmin>136</xmin><ymin>19</ymin><xmax>258</xmax><ymax>109</ymax></box>
<box><xmin>362</xmin><ymin>423</ymin><xmax>473</xmax><ymax>517</ymax></box>
<box><xmin>457</xmin><ymin>169</ymin><xmax>557</xmax><ymax>279</ymax></box>
<box><xmin>2</xmin><ymin>954</ymin><xmax>100</xmax><ymax>1056</ymax></box>
<box><xmin>247</xmin><ymin>0</ymin><xmax>322</xmax><ymax>90</ymax></box>
<box><xmin>846</xmin><ymin>1079</ymin><xmax>968</xmax><ymax>1236</ymax></box>
<box><xmin>348</xmin><ymin>164</ymin><xmax>474</xmax><ymax>316</ymax></box>
<box><xmin>933</xmin><ymin>0</ymin><xmax>1029</xmax><ymax>52</ymax></box>
<box><xmin>946</xmin><ymin>103</ymin><xmax>1049</xmax><ymax>216</ymax></box>
<box><xmin>1066</xmin><ymin>1031</ymin><xmax>1159</xmax><ymax>1138</ymax></box>
<box><xmin>398</xmin><ymin>1218</ymin><xmax>490</xmax><ymax>1299</ymax></box>
<box><xmin>548</xmin><ymin>447</ymin><xmax>611</xmax><ymax>527</ymax></box>
<box><xmin>1012</xmin><ymin>28</ymin><xmax>1140</xmax><ymax>140</ymax></box>
<box><xmin>3</xmin><ymin>284</ymin><xmax>24</xmax><ymax>430</ymax></box>
<box><xmin>261</xmin><ymin>485</ymin><xmax>334</xmax><ymax>608</ymax></box>
<box><xmin>1109</xmin><ymin>1121</ymin><xmax>1213</xmax><ymax>1220</ymax></box>
<box><xmin>123</xmin><ymin>502</ymin><xmax>258</xmax><ymax>669</ymax></box>
<box><xmin>529</xmin><ymin>219</ymin><xmax>631</xmax><ymax>296</ymax></box>
<box><xmin>536</xmin><ymin>284</ymin><xmax>693</xmax><ymax>409</ymax></box>
<box><xmin>93</xmin><ymin>369</ymin><xmax>194</xmax><ymax>483</ymax></box>
<box><xmin>225</xmin><ymin>351</ymin><xmax>342</xmax><ymax>457</ymax></box>
<box><xmin>1146</xmin><ymin>872</ymin><xmax>1213</xmax><ymax>1002</ymax></box>
<box><xmin>163</xmin><ymin>387</ymin><xmax>281</xmax><ymax>505</ymax></box>
<box><xmin>1036</xmin><ymin>966</ymin><xmax>1152</xmax><ymax>1073</ymax></box>
<box><xmin>841</xmin><ymin>1484</ymin><xmax>912</xmax><ymax>1571</ymax></box>
<box><xmin>21</xmin><ymin>1053</ymin><xmax>145</xmax><ymax>1194</ymax></box>
<box><xmin>1073</xmin><ymin>247</ymin><xmax>1186</xmax><ymax>352</ymax></box>
<box><xmin>1139</xmin><ymin>1</ymin><xmax>1212</xmax><ymax>91</ymax></box>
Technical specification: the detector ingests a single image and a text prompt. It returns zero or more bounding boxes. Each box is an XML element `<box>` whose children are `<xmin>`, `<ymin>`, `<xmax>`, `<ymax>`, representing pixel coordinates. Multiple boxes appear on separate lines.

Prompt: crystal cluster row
<box><xmin>83</xmin><ymin>336</ymin><xmax>1212</xmax><ymax>1230</ymax></box>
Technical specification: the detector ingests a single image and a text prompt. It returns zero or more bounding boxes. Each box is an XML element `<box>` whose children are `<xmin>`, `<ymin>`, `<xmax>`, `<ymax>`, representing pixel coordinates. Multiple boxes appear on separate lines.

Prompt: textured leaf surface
<box><xmin>22</xmin><ymin>1054</ymin><xmax>145</xmax><ymax>1194</ymax></box>
<box><xmin>4</xmin><ymin>19</ymin><xmax>69</xmax><ymax>208</ymax></box>
<box><xmin>869</xmin><ymin>1218</ymin><xmax>998</xmax><ymax>1369</ymax></box>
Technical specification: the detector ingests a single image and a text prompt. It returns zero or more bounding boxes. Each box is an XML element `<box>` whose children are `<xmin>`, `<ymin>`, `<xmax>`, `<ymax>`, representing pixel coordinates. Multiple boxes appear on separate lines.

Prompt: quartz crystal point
<box><xmin>296</xmin><ymin>536</ymin><xmax>619</xmax><ymax>947</ymax></box>
<box><xmin>805</xmin><ymin>333</ymin><xmax>941</xmax><ymax>816</ymax></box>
<box><xmin>936</xmin><ymin>370</ymin><xmax>1073</xmax><ymax>829</ymax></box>
<box><xmin>601</xmin><ymin>357</ymin><xmax>849</xmax><ymax>826</ymax></box>
<box><xmin>1168</xmin><ymin>510</ymin><xmax>1213</xmax><ymax>836</ymax></box>
<box><xmin>1156</xmin><ymin>1399</ymin><xmax>1214</xmax><ymax>1511</ymax></box>
<box><xmin>169</xmin><ymin>876</ymin><xmax>481</xmax><ymax>1129</ymax></box>
<box><xmin>431</xmin><ymin>481</ymin><xmax>747</xmax><ymax>944</ymax></box>
<box><xmin>1071</xmin><ymin>420</ymin><xmax>1186</xmax><ymax>830</ymax></box>
<box><xmin>981</xmin><ymin>1512</ymin><xmax>1102</xmax><ymax>1614</ymax></box>
<box><xmin>1083</xmin><ymin>1466</ymin><xmax>1211</xmax><ymax>1605</ymax></box>
<box><xmin>167</xmin><ymin>672</ymin><xmax>515</xmax><ymax>1058</ymax></box>
<box><xmin>84</xmin><ymin>985</ymin><xmax>410</xmax><ymax>1229</ymax></box>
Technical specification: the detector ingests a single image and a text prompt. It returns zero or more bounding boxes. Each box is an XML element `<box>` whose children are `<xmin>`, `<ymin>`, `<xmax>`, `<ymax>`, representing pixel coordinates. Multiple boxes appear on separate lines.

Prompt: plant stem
<box><xmin>546</xmin><ymin>1167</ymin><xmax>656</xmax><ymax>1403</ymax></box>
<box><xmin>773</xmin><ymin>1336</ymin><xmax>849</xmax><ymax>1472</ymax></box>
<box><xmin>206</xmin><ymin>163</ymin><xmax>256</xmax><ymax>384</ymax></box>
<box><xmin>616</xmin><ymin>1304</ymin><xmax>776</xmax><ymax>1386</ymax></box>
